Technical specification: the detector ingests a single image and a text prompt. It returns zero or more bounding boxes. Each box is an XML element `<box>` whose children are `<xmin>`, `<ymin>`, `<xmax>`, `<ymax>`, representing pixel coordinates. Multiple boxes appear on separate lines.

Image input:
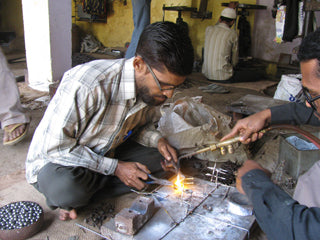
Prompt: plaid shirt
<box><xmin>26</xmin><ymin>58</ymin><xmax>162</xmax><ymax>184</ymax></box>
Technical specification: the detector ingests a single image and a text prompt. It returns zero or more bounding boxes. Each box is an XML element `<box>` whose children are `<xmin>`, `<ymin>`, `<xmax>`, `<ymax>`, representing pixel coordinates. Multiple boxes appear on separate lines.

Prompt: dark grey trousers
<box><xmin>33</xmin><ymin>140</ymin><xmax>163</xmax><ymax>210</ymax></box>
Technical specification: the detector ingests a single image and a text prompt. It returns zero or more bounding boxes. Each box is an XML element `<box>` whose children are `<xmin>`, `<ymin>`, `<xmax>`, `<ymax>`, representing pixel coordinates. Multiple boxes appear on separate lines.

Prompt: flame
<box><xmin>174</xmin><ymin>172</ymin><xmax>185</xmax><ymax>193</ymax></box>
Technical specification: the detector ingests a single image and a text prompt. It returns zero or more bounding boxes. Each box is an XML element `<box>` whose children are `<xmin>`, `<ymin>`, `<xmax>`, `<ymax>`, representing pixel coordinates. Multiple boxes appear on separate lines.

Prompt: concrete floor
<box><xmin>1</xmin><ymin>52</ymin><xmax>284</xmax><ymax>239</ymax></box>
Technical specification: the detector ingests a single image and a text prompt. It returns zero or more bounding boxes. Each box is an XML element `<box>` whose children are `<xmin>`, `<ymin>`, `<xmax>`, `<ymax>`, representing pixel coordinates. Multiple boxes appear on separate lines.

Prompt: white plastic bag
<box><xmin>273</xmin><ymin>74</ymin><xmax>305</xmax><ymax>102</ymax></box>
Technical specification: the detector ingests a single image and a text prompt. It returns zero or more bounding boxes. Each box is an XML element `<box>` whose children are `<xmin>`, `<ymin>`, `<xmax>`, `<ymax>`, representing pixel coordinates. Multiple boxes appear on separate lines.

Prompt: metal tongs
<box><xmin>145</xmin><ymin>174</ymin><xmax>173</xmax><ymax>186</ymax></box>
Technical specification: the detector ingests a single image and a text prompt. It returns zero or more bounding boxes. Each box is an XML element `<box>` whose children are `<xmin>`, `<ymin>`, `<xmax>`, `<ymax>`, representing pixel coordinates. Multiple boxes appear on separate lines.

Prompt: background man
<box><xmin>202</xmin><ymin>6</ymin><xmax>264</xmax><ymax>83</ymax></box>
<box><xmin>0</xmin><ymin>47</ymin><xmax>30</xmax><ymax>146</ymax></box>
<box><xmin>26</xmin><ymin>21</ymin><xmax>194</xmax><ymax>221</ymax></box>
<box><xmin>221</xmin><ymin>28</ymin><xmax>320</xmax><ymax>239</ymax></box>
<box><xmin>202</xmin><ymin>7</ymin><xmax>238</xmax><ymax>82</ymax></box>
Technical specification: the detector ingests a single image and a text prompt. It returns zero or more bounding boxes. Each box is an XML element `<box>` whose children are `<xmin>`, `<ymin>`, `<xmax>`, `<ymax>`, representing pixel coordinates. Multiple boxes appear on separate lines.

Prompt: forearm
<box><xmin>242</xmin><ymin>169</ymin><xmax>320</xmax><ymax>240</ymax></box>
<box><xmin>50</xmin><ymin>144</ymin><xmax>118</xmax><ymax>175</ymax></box>
<box><xmin>270</xmin><ymin>102</ymin><xmax>319</xmax><ymax>126</ymax></box>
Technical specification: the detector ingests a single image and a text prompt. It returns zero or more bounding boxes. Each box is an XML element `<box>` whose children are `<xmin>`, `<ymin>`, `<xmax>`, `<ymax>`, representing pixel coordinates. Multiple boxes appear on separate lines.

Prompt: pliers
<box><xmin>145</xmin><ymin>174</ymin><xmax>173</xmax><ymax>186</ymax></box>
<box><xmin>161</xmin><ymin>158</ymin><xmax>180</xmax><ymax>174</ymax></box>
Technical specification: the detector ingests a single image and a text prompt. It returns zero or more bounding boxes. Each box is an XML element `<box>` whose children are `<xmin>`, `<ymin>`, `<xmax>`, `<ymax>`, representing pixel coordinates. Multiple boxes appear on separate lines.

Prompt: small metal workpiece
<box><xmin>114</xmin><ymin>196</ymin><xmax>155</xmax><ymax>235</ymax></box>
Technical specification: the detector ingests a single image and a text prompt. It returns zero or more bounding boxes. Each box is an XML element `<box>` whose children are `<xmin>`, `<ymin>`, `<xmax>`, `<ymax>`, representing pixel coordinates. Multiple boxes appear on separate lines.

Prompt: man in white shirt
<box><xmin>202</xmin><ymin>7</ymin><xmax>264</xmax><ymax>83</ymax></box>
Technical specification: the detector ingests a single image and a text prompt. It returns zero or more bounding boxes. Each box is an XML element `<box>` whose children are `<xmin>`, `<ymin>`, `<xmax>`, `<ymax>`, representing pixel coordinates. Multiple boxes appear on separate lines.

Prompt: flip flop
<box><xmin>198</xmin><ymin>83</ymin><xmax>219</xmax><ymax>90</ymax></box>
<box><xmin>3</xmin><ymin>123</ymin><xmax>29</xmax><ymax>146</ymax></box>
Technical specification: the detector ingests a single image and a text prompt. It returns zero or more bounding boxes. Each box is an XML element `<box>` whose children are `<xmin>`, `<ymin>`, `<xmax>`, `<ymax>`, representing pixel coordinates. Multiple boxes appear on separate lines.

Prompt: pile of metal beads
<box><xmin>0</xmin><ymin>201</ymin><xmax>43</xmax><ymax>230</ymax></box>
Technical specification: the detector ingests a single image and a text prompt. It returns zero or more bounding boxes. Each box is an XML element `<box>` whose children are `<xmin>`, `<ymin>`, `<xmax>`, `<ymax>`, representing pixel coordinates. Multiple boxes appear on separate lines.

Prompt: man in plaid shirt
<box><xmin>26</xmin><ymin>21</ymin><xmax>194</xmax><ymax>220</ymax></box>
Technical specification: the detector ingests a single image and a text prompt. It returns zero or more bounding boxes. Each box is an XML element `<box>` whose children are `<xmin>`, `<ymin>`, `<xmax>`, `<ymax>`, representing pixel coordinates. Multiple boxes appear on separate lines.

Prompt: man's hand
<box><xmin>114</xmin><ymin>161</ymin><xmax>150</xmax><ymax>190</ymax></box>
<box><xmin>157</xmin><ymin>137</ymin><xmax>178</xmax><ymax>172</ymax></box>
<box><xmin>236</xmin><ymin>160</ymin><xmax>271</xmax><ymax>194</ymax></box>
<box><xmin>221</xmin><ymin>109</ymin><xmax>272</xmax><ymax>144</ymax></box>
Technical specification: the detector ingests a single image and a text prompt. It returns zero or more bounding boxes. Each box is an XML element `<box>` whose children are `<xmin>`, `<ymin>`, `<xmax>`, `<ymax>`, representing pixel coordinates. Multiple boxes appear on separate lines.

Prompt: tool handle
<box><xmin>178</xmin><ymin>128</ymin><xmax>271</xmax><ymax>160</ymax></box>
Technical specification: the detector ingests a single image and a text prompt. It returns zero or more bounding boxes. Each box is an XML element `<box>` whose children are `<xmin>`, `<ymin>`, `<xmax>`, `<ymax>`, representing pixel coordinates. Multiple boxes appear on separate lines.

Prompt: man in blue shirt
<box><xmin>221</xmin><ymin>28</ymin><xmax>320</xmax><ymax>240</ymax></box>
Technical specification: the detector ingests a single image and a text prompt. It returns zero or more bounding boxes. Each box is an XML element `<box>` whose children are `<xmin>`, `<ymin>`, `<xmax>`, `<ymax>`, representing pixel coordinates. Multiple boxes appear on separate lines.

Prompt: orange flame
<box><xmin>174</xmin><ymin>172</ymin><xmax>185</xmax><ymax>193</ymax></box>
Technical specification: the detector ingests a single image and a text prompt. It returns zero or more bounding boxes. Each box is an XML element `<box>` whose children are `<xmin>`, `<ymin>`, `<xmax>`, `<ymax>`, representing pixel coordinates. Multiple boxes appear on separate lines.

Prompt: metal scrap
<box><xmin>84</xmin><ymin>203</ymin><xmax>114</xmax><ymax>228</ymax></box>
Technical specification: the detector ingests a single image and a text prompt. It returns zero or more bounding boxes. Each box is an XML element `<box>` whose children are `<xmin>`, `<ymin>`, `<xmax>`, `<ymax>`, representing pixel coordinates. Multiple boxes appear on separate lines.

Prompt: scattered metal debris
<box><xmin>84</xmin><ymin>203</ymin><xmax>114</xmax><ymax>228</ymax></box>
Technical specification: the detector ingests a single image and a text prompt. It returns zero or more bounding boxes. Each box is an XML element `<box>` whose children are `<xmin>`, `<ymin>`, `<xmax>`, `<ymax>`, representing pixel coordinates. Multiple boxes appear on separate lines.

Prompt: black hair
<box><xmin>135</xmin><ymin>21</ymin><xmax>194</xmax><ymax>76</ymax></box>
<box><xmin>220</xmin><ymin>16</ymin><xmax>234</xmax><ymax>23</ymax></box>
<box><xmin>297</xmin><ymin>28</ymin><xmax>320</xmax><ymax>76</ymax></box>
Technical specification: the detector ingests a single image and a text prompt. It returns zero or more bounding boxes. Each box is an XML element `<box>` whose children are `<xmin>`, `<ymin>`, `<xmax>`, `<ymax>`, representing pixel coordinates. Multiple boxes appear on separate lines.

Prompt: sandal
<box><xmin>3</xmin><ymin>123</ymin><xmax>29</xmax><ymax>146</ymax></box>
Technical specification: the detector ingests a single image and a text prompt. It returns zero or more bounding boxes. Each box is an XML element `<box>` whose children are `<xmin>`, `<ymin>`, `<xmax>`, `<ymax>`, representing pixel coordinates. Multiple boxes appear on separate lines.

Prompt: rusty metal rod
<box><xmin>75</xmin><ymin>223</ymin><xmax>110</xmax><ymax>239</ymax></box>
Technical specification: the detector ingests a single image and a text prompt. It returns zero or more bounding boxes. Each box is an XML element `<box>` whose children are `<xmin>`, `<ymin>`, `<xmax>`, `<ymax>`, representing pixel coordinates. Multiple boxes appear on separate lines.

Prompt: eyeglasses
<box><xmin>302</xmin><ymin>87</ymin><xmax>320</xmax><ymax>111</ymax></box>
<box><xmin>145</xmin><ymin>62</ymin><xmax>177</xmax><ymax>91</ymax></box>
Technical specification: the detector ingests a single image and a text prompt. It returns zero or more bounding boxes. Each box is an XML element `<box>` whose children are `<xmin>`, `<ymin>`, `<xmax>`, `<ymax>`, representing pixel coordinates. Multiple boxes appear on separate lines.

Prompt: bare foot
<box><xmin>59</xmin><ymin>209</ymin><xmax>77</xmax><ymax>221</ymax></box>
<box><xmin>3</xmin><ymin>123</ymin><xmax>28</xmax><ymax>145</ymax></box>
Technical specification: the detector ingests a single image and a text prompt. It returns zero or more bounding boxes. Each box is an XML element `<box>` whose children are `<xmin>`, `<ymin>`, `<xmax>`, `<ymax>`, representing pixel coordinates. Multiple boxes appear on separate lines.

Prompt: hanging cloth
<box><xmin>237</xmin><ymin>15</ymin><xmax>251</xmax><ymax>58</ymax></box>
<box><xmin>282</xmin><ymin>0</ymin><xmax>299</xmax><ymax>41</ymax></box>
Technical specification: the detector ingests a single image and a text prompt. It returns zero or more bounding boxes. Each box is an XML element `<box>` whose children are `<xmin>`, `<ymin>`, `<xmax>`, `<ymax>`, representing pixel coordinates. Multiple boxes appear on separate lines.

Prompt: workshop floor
<box><xmin>0</xmin><ymin>51</ymin><xmax>285</xmax><ymax>239</ymax></box>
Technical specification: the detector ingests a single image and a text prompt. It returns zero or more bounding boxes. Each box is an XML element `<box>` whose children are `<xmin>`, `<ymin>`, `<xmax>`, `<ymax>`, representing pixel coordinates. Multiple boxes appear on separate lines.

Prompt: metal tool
<box><xmin>161</xmin><ymin>158</ymin><xmax>180</xmax><ymax>173</ymax></box>
<box><xmin>75</xmin><ymin>223</ymin><xmax>110</xmax><ymax>239</ymax></box>
<box><xmin>145</xmin><ymin>174</ymin><xmax>173</xmax><ymax>186</ymax></box>
<box><xmin>178</xmin><ymin>128</ymin><xmax>270</xmax><ymax>160</ymax></box>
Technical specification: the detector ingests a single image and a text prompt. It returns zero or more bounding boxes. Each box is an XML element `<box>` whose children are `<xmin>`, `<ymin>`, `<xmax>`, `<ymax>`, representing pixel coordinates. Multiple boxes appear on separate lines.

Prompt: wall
<box><xmin>1</xmin><ymin>0</ymin><xmax>260</xmax><ymax>61</ymax></box>
<box><xmin>0</xmin><ymin>0</ymin><xmax>24</xmax><ymax>37</ymax></box>
<box><xmin>73</xmin><ymin>0</ymin><xmax>256</xmax><ymax>60</ymax></box>
<box><xmin>252</xmin><ymin>0</ymin><xmax>302</xmax><ymax>63</ymax></box>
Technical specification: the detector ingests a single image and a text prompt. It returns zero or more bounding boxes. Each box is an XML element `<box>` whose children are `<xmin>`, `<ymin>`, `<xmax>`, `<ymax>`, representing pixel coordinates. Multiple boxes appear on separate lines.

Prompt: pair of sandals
<box><xmin>198</xmin><ymin>83</ymin><xmax>230</xmax><ymax>94</ymax></box>
<box><xmin>3</xmin><ymin>123</ymin><xmax>29</xmax><ymax>146</ymax></box>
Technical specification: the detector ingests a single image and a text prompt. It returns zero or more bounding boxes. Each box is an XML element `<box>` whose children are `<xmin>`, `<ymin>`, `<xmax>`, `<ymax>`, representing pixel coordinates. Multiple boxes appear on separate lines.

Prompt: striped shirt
<box><xmin>26</xmin><ymin>58</ymin><xmax>162</xmax><ymax>184</ymax></box>
<box><xmin>202</xmin><ymin>22</ymin><xmax>239</xmax><ymax>81</ymax></box>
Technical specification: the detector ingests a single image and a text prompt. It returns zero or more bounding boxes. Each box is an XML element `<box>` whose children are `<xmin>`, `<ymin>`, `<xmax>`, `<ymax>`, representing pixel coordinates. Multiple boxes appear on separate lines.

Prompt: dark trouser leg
<box><xmin>124</xmin><ymin>0</ymin><xmax>151</xmax><ymax>59</ymax></box>
<box><xmin>34</xmin><ymin>140</ymin><xmax>163</xmax><ymax>210</ymax></box>
<box><xmin>114</xmin><ymin>139</ymin><xmax>163</xmax><ymax>173</ymax></box>
<box><xmin>34</xmin><ymin>163</ymin><xmax>111</xmax><ymax>210</ymax></box>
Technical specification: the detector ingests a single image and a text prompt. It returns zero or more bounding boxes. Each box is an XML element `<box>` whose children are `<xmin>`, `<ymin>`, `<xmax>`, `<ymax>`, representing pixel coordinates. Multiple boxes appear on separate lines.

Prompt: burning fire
<box><xmin>174</xmin><ymin>172</ymin><xmax>185</xmax><ymax>193</ymax></box>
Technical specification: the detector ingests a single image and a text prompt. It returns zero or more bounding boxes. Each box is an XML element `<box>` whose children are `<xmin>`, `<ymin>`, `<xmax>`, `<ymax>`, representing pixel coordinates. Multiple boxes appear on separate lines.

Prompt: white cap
<box><xmin>221</xmin><ymin>8</ymin><xmax>237</xmax><ymax>19</ymax></box>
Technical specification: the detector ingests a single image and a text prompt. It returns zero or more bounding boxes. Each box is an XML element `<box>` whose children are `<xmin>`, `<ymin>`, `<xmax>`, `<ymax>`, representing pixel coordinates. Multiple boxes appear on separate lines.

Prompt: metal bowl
<box><xmin>0</xmin><ymin>201</ymin><xmax>44</xmax><ymax>240</ymax></box>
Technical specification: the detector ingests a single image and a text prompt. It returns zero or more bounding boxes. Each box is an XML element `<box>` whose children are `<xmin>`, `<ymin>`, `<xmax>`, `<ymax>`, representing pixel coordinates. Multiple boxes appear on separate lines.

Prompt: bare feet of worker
<box><xmin>59</xmin><ymin>209</ymin><xmax>77</xmax><ymax>221</ymax></box>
